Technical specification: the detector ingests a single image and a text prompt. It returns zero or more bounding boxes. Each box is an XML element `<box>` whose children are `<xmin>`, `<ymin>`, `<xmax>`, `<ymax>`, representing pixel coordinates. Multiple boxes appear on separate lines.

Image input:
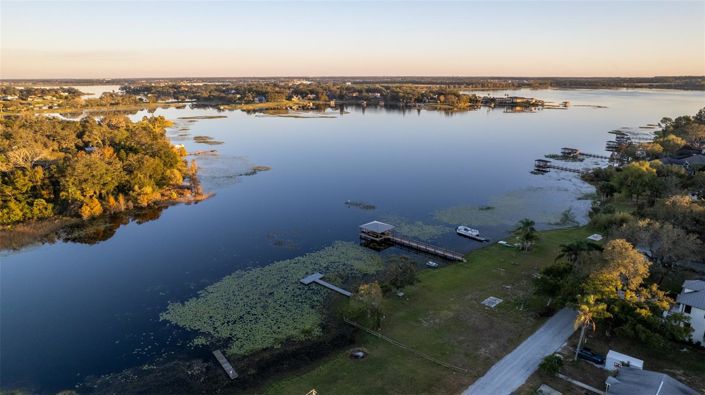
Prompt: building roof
<box><xmin>683</xmin><ymin>279</ymin><xmax>705</xmax><ymax>292</ymax></box>
<box><xmin>606</xmin><ymin>350</ymin><xmax>644</xmax><ymax>369</ymax></box>
<box><xmin>359</xmin><ymin>221</ymin><xmax>395</xmax><ymax>234</ymax></box>
<box><xmin>606</xmin><ymin>367</ymin><xmax>699</xmax><ymax>395</ymax></box>
<box><xmin>684</xmin><ymin>154</ymin><xmax>705</xmax><ymax>166</ymax></box>
<box><xmin>663</xmin><ymin>154</ymin><xmax>705</xmax><ymax>167</ymax></box>
<box><xmin>677</xmin><ymin>289</ymin><xmax>705</xmax><ymax>310</ymax></box>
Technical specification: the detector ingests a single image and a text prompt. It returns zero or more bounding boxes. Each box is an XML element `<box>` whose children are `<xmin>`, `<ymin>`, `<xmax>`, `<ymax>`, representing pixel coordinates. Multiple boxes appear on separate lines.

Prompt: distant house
<box><xmin>673</xmin><ymin>279</ymin><xmax>705</xmax><ymax>345</ymax></box>
<box><xmin>661</xmin><ymin>154</ymin><xmax>705</xmax><ymax>174</ymax></box>
<box><xmin>605</xmin><ymin>367</ymin><xmax>699</xmax><ymax>395</ymax></box>
<box><xmin>685</xmin><ymin>154</ymin><xmax>705</xmax><ymax>168</ymax></box>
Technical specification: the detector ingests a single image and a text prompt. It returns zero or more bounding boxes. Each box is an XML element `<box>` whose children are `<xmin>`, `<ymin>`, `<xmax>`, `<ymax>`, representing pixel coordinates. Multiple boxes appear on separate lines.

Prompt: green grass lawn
<box><xmin>261</xmin><ymin>227</ymin><xmax>593</xmax><ymax>395</ymax></box>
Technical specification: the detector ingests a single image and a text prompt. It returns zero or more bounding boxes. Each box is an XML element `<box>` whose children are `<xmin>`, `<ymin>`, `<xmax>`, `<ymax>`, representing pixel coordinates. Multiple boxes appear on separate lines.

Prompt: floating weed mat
<box><xmin>194</xmin><ymin>155</ymin><xmax>270</xmax><ymax>190</ymax></box>
<box><xmin>434</xmin><ymin>185</ymin><xmax>593</xmax><ymax>228</ymax></box>
<box><xmin>177</xmin><ymin>115</ymin><xmax>228</xmax><ymax>120</ymax></box>
<box><xmin>345</xmin><ymin>200</ymin><xmax>376</xmax><ymax>210</ymax></box>
<box><xmin>255</xmin><ymin>112</ymin><xmax>338</xmax><ymax>119</ymax></box>
<box><xmin>160</xmin><ymin>241</ymin><xmax>383</xmax><ymax>356</ymax></box>
<box><xmin>193</xmin><ymin>135</ymin><xmax>224</xmax><ymax>145</ymax></box>
<box><xmin>380</xmin><ymin>215</ymin><xmax>451</xmax><ymax>241</ymax></box>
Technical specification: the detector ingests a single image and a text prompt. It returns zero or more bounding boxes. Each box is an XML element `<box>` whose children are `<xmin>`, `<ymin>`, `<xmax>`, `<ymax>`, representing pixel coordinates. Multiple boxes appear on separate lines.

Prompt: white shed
<box><xmin>605</xmin><ymin>350</ymin><xmax>643</xmax><ymax>371</ymax></box>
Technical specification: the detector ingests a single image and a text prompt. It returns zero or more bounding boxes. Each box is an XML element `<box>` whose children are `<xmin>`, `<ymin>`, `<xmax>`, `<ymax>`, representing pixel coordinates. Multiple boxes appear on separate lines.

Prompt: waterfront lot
<box><xmin>263</xmin><ymin>227</ymin><xmax>592</xmax><ymax>394</ymax></box>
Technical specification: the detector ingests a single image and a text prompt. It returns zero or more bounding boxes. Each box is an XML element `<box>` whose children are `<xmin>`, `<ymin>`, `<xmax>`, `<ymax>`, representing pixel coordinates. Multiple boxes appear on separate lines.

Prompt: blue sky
<box><xmin>1</xmin><ymin>1</ymin><xmax>703</xmax><ymax>78</ymax></box>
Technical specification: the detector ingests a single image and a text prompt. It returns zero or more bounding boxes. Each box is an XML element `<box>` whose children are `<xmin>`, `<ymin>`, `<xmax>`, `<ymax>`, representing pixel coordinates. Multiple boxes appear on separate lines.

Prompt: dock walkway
<box><xmin>388</xmin><ymin>234</ymin><xmax>466</xmax><ymax>261</ymax></box>
<box><xmin>534</xmin><ymin>159</ymin><xmax>589</xmax><ymax>175</ymax></box>
<box><xmin>300</xmin><ymin>272</ymin><xmax>353</xmax><ymax>297</ymax></box>
<box><xmin>213</xmin><ymin>349</ymin><xmax>238</xmax><ymax>380</ymax></box>
<box><xmin>358</xmin><ymin>221</ymin><xmax>466</xmax><ymax>262</ymax></box>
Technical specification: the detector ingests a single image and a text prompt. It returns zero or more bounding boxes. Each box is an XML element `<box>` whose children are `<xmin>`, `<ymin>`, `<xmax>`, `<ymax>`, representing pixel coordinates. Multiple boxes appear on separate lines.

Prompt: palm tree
<box><xmin>556</xmin><ymin>241</ymin><xmax>603</xmax><ymax>265</ymax></box>
<box><xmin>513</xmin><ymin>218</ymin><xmax>538</xmax><ymax>251</ymax></box>
<box><xmin>574</xmin><ymin>295</ymin><xmax>608</xmax><ymax>360</ymax></box>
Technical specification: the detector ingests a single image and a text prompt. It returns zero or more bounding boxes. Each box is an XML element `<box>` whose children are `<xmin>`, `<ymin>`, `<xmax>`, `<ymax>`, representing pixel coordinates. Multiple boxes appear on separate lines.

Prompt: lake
<box><xmin>1</xmin><ymin>88</ymin><xmax>703</xmax><ymax>393</ymax></box>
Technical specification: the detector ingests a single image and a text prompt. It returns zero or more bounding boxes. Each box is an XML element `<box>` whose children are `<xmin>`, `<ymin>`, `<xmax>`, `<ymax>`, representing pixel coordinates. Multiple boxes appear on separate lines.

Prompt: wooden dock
<box><xmin>457</xmin><ymin>233</ymin><xmax>489</xmax><ymax>242</ymax></box>
<box><xmin>389</xmin><ymin>235</ymin><xmax>466</xmax><ymax>261</ymax></box>
<box><xmin>300</xmin><ymin>272</ymin><xmax>353</xmax><ymax>297</ymax></box>
<box><xmin>358</xmin><ymin>221</ymin><xmax>466</xmax><ymax>262</ymax></box>
<box><xmin>533</xmin><ymin>159</ymin><xmax>588</xmax><ymax>175</ymax></box>
<box><xmin>359</xmin><ymin>232</ymin><xmax>465</xmax><ymax>261</ymax></box>
<box><xmin>578</xmin><ymin>152</ymin><xmax>611</xmax><ymax>160</ymax></box>
<box><xmin>560</xmin><ymin>147</ymin><xmax>611</xmax><ymax>160</ymax></box>
<box><xmin>213</xmin><ymin>349</ymin><xmax>238</xmax><ymax>380</ymax></box>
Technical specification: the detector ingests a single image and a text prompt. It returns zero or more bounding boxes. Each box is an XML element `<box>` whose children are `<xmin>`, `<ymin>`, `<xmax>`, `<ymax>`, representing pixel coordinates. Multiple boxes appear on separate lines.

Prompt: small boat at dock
<box><xmin>456</xmin><ymin>226</ymin><xmax>489</xmax><ymax>242</ymax></box>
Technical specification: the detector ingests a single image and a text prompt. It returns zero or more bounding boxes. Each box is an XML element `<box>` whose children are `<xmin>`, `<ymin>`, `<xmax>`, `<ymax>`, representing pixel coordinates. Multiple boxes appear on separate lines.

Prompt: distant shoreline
<box><xmin>2</xmin><ymin>76</ymin><xmax>703</xmax><ymax>91</ymax></box>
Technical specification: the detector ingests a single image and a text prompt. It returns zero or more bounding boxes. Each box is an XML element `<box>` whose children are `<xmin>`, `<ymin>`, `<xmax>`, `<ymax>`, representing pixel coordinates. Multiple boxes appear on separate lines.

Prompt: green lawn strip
<box><xmin>262</xmin><ymin>227</ymin><xmax>592</xmax><ymax>394</ymax></box>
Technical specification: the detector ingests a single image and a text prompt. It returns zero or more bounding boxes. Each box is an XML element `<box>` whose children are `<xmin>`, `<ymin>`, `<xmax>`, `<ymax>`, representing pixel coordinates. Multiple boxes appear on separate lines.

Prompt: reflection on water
<box><xmin>58</xmin><ymin>208</ymin><xmax>166</xmax><ymax>245</ymax></box>
<box><xmin>1</xmin><ymin>88</ymin><xmax>704</xmax><ymax>393</ymax></box>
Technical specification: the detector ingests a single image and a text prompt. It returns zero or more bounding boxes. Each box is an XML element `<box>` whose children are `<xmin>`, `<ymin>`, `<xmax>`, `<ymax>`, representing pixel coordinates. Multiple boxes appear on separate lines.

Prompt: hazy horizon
<box><xmin>1</xmin><ymin>1</ymin><xmax>704</xmax><ymax>79</ymax></box>
<box><xmin>1</xmin><ymin>74</ymin><xmax>704</xmax><ymax>82</ymax></box>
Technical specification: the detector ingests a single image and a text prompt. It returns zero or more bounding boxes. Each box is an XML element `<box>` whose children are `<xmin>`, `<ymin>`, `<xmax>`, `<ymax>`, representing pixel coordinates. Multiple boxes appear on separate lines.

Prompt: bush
<box><xmin>539</xmin><ymin>354</ymin><xmax>563</xmax><ymax>377</ymax></box>
<box><xmin>589</xmin><ymin>211</ymin><xmax>634</xmax><ymax>231</ymax></box>
<box><xmin>380</xmin><ymin>256</ymin><xmax>418</xmax><ymax>293</ymax></box>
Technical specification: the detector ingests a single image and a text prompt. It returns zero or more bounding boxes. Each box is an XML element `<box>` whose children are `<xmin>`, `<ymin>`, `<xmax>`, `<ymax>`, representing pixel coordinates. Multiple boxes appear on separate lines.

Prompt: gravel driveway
<box><xmin>462</xmin><ymin>308</ymin><xmax>578</xmax><ymax>395</ymax></box>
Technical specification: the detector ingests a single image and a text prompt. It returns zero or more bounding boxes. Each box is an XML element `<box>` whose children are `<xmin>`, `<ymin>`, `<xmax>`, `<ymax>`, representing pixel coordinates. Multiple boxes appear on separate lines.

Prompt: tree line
<box><xmin>0</xmin><ymin>114</ymin><xmax>199</xmax><ymax>225</ymax></box>
<box><xmin>535</xmin><ymin>108</ymin><xmax>705</xmax><ymax>351</ymax></box>
<box><xmin>120</xmin><ymin>82</ymin><xmax>482</xmax><ymax>108</ymax></box>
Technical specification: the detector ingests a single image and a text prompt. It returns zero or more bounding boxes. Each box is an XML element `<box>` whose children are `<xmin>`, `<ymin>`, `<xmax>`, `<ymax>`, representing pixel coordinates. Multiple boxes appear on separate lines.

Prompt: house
<box><xmin>661</xmin><ymin>154</ymin><xmax>705</xmax><ymax>174</ymax></box>
<box><xmin>605</xmin><ymin>367</ymin><xmax>699</xmax><ymax>395</ymax></box>
<box><xmin>673</xmin><ymin>279</ymin><xmax>705</xmax><ymax>345</ymax></box>
<box><xmin>605</xmin><ymin>350</ymin><xmax>643</xmax><ymax>371</ymax></box>
<box><xmin>684</xmin><ymin>154</ymin><xmax>705</xmax><ymax>168</ymax></box>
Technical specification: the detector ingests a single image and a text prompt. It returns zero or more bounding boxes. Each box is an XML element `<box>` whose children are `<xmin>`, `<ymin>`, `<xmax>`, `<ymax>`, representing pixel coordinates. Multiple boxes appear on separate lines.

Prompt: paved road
<box><xmin>463</xmin><ymin>308</ymin><xmax>578</xmax><ymax>395</ymax></box>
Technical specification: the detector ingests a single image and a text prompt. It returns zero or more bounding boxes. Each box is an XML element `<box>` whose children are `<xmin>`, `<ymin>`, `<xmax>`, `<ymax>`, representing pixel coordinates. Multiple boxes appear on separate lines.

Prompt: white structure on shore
<box><xmin>673</xmin><ymin>279</ymin><xmax>705</xmax><ymax>345</ymax></box>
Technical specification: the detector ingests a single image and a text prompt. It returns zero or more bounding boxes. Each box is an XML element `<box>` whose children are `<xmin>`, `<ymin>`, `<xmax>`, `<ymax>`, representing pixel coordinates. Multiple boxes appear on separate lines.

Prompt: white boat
<box><xmin>425</xmin><ymin>261</ymin><xmax>439</xmax><ymax>268</ymax></box>
<box><xmin>456</xmin><ymin>226</ymin><xmax>488</xmax><ymax>241</ymax></box>
<box><xmin>456</xmin><ymin>225</ymin><xmax>480</xmax><ymax>237</ymax></box>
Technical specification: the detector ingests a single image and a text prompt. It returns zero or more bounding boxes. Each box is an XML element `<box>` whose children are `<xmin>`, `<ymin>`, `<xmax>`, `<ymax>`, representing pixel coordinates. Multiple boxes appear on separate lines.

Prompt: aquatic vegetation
<box><xmin>160</xmin><ymin>241</ymin><xmax>383</xmax><ymax>356</ymax></box>
<box><xmin>380</xmin><ymin>215</ymin><xmax>450</xmax><ymax>241</ymax></box>
<box><xmin>193</xmin><ymin>135</ymin><xmax>224</xmax><ymax>145</ymax></box>
<box><xmin>240</xmin><ymin>165</ymin><xmax>272</xmax><ymax>176</ymax></box>
<box><xmin>434</xmin><ymin>187</ymin><xmax>592</xmax><ymax>227</ymax></box>
<box><xmin>257</xmin><ymin>113</ymin><xmax>338</xmax><ymax>119</ymax></box>
<box><xmin>191</xmin><ymin>155</ymin><xmax>269</xmax><ymax>190</ymax></box>
<box><xmin>266</xmin><ymin>230</ymin><xmax>300</xmax><ymax>250</ymax></box>
<box><xmin>551</xmin><ymin>208</ymin><xmax>579</xmax><ymax>227</ymax></box>
<box><xmin>345</xmin><ymin>200</ymin><xmax>376</xmax><ymax>210</ymax></box>
<box><xmin>177</xmin><ymin>115</ymin><xmax>228</xmax><ymax>120</ymax></box>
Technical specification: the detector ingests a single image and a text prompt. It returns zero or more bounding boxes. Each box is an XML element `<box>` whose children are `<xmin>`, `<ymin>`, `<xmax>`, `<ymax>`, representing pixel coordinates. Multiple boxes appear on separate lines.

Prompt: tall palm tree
<box><xmin>574</xmin><ymin>295</ymin><xmax>608</xmax><ymax>360</ymax></box>
<box><xmin>513</xmin><ymin>218</ymin><xmax>538</xmax><ymax>251</ymax></box>
<box><xmin>556</xmin><ymin>240</ymin><xmax>603</xmax><ymax>265</ymax></box>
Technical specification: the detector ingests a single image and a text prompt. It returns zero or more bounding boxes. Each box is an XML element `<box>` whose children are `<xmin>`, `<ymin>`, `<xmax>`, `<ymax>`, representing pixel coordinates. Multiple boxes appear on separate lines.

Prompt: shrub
<box><xmin>539</xmin><ymin>354</ymin><xmax>563</xmax><ymax>376</ymax></box>
<box><xmin>380</xmin><ymin>256</ymin><xmax>418</xmax><ymax>293</ymax></box>
<box><xmin>589</xmin><ymin>211</ymin><xmax>634</xmax><ymax>231</ymax></box>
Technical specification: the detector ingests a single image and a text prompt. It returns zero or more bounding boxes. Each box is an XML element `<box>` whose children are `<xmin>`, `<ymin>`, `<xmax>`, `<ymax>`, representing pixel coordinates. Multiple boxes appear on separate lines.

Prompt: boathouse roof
<box><xmin>359</xmin><ymin>221</ymin><xmax>395</xmax><ymax>234</ymax></box>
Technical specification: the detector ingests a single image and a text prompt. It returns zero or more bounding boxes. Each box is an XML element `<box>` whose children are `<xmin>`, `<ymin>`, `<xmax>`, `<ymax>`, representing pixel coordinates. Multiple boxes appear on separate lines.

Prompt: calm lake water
<box><xmin>1</xmin><ymin>88</ymin><xmax>703</xmax><ymax>393</ymax></box>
